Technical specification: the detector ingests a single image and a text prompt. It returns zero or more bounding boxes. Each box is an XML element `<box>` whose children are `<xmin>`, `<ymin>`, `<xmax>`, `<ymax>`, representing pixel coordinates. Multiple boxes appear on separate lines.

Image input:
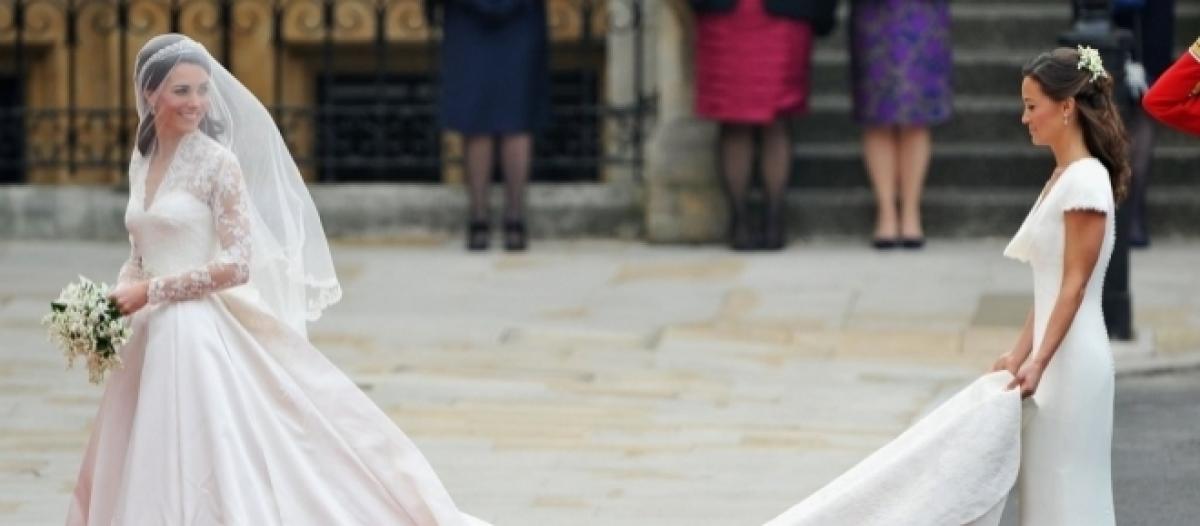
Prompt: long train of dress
<box><xmin>764</xmin><ymin>372</ymin><xmax>1026</xmax><ymax>526</ymax></box>
<box><xmin>67</xmin><ymin>287</ymin><xmax>489</xmax><ymax>526</ymax></box>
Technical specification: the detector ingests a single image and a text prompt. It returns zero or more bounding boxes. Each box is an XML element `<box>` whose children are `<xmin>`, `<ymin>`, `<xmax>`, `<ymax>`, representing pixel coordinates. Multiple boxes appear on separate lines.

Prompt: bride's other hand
<box><xmin>110</xmin><ymin>280</ymin><xmax>150</xmax><ymax>316</ymax></box>
<box><xmin>1007</xmin><ymin>360</ymin><xmax>1045</xmax><ymax>398</ymax></box>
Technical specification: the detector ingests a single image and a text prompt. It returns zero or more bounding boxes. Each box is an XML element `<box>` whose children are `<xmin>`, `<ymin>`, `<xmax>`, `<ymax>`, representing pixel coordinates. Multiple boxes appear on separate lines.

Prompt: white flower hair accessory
<box><xmin>1076</xmin><ymin>45</ymin><xmax>1108</xmax><ymax>83</ymax></box>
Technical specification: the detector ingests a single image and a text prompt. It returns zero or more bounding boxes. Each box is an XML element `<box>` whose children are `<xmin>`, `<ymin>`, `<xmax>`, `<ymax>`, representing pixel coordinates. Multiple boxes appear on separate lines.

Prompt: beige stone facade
<box><xmin>0</xmin><ymin>0</ymin><xmax>647</xmax><ymax>185</ymax></box>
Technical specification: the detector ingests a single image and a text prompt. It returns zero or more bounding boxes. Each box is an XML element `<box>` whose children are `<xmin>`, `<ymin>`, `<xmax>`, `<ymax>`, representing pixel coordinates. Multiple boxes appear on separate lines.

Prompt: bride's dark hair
<box><xmin>134</xmin><ymin>34</ymin><xmax>226</xmax><ymax>156</ymax></box>
<box><xmin>1022</xmin><ymin>47</ymin><xmax>1130</xmax><ymax>202</ymax></box>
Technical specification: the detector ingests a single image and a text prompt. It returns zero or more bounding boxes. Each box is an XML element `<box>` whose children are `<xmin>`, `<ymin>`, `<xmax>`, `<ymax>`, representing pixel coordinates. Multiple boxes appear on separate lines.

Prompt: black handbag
<box><xmin>689</xmin><ymin>0</ymin><xmax>840</xmax><ymax>36</ymax></box>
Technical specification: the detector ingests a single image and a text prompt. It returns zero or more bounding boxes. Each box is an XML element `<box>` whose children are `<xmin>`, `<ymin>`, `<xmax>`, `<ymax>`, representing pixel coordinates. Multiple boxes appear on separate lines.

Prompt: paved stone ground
<box><xmin>2</xmin><ymin>239</ymin><xmax>1198</xmax><ymax>525</ymax></box>
<box><xmin>1114</xmin><ymin>369</ymin><xmax>1200</xmax><ymax>526</ymax></box>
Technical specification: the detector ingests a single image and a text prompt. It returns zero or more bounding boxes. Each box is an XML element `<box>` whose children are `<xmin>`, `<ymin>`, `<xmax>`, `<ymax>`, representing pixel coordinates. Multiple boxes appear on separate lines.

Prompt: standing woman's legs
<box><xmin>499</xmin><ymin>132</ymin><xmax>533</xmax><ymax>250</ymax></box>
<box><xmin>719</xmin><ymin>122</ymin><xmax>757</xmax><ymax>250</ymax></box>
<box><xmin>761</xmin><ymin>117</ymin><xmax>792</xmax><ymax>249</ymax></box>
<box><xmin>896</xmin><ymin>125</ymin><xmax>932</xmax><ymax>246</ymax></box>
<box><xmin>464</xmin><ymin>134</ymin><xmax>495</xmax><ymax>250</ymax></box>
<box><xmin>863</xmin><ymin>126</ymin><xmax>900</xmax><ymax>245</ymax></box>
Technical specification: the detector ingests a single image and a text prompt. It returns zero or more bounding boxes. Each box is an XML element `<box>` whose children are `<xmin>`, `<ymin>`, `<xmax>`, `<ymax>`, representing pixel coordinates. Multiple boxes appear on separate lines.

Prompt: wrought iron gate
<box><xmin>0</xmin><ymin>0</ymin><xmax>652</xmax><ymax>184</ymax></box>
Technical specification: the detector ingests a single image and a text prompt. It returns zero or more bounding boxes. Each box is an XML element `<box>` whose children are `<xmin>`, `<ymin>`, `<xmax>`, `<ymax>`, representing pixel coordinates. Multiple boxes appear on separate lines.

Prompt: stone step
<box><xmin>811</xmin><ymin>2</ymin><xmax>1200</xmax><ymax>99</ymax></box>
<box><xmin>810</xmin><ymin>50</ymin><xmax>1029</xmax><ymax>98</ymax></box>
<box><xmin>808</xmin><ymin>2</ymin><xmax>1200</xmax><ymax>112</ymax></box>
<box><xmin>782</xmin><ymin>185</ymin><xmax>1200</xmax><ymax>238</ymax></box>
<box><xmin>790</xmin><ymin>143</ymin><xmax>1200</xmax><ymax>188</ymax></box>
<box><xmin>808</xmin><ymin>49</ymin><xmax>1200</xmax><ymax>100</ymax></box>
<box><xmin>817</xmin><ymin>3</ymin><xmax>1200</xmax><ymax>53</ymax></box>
<box><xmin>949</xmin><ymin>0</ymin><xmax>1075</xmax><ymax>3</ymax></box>
<box><xmin>810</xmin><ymin>43</ymin><xmax>1200</xmax><ymax>101</ymax></box>
<box><xmin>794</xmin><ymin>95</ymin><xmax>1200</xmax><ymax>147</ymax></box>
<box><xmin>0</xmin><ymin>184</ymin><xmax>644</xmax><ymax>241</ymax></box>
<box><xmin>5</xmin><ymin>184</ymin><xmax>1199</xmax><ymax>240</ymax></box>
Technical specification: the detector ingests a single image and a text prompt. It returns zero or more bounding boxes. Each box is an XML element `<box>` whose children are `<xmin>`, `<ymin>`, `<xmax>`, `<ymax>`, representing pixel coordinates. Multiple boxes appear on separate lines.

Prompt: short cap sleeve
<box><xmin>1057</xmin><ymin>159</ymin><xmax>1114</xmax><ymax>214</ymax></box>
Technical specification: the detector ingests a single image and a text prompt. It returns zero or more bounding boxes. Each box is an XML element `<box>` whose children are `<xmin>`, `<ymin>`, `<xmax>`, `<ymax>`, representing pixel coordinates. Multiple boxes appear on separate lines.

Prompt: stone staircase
<box><xmin>4</xmin><ymin>1</ymin><xmax>1198</xmax><ymax>242</ymax></box>
<box><xmin>790</xmin><ymin>0</ymin><xmax>1200</xmax><ymax>238</ymax></box>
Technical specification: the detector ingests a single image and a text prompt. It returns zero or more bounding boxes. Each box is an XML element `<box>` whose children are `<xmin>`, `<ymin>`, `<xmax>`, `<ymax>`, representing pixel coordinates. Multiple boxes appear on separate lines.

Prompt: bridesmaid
<box><xmin>690</xmin><ymin>0</ymin><xmax>836</xmax><ymax>251</ymax></box>
<box><xmin>996</xmin><ymin>46</ymin><xmax>1127</xmax><ymax>524</ymax></box>
<box><xmin>850</xmin><ymin>0</ymin><xmax>953</xmax><ymax>249</ymax></box>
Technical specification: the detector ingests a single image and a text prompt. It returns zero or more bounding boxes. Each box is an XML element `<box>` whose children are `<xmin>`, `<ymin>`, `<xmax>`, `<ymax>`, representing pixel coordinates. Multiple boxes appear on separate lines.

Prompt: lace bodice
<box><xmin>117</xmin><ymin>131</ymin><xmax>251</xmax><ymax>304</ymax></box>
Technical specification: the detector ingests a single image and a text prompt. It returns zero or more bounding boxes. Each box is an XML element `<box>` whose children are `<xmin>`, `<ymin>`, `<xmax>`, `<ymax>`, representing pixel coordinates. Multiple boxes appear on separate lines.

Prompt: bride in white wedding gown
<box><xmin>766</xmin><ymin>46</ymin><xmax>1125</xmax><ymax>526</ymax></box>
<box><xmin>66</xmin><ymin>33</ymin><xmax>488</xmax><ymax>526</ymax></box>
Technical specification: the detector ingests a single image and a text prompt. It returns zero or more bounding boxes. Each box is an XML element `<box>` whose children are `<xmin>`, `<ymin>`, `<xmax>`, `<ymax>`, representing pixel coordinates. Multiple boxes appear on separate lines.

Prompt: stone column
<box><xmin>604</xmin><ymin>0</ymin><xmax>657</xmax><ymax>186</ymax></box>
<box><xmin>643</xmin><ymin>0</ymin><xmax>723</xmax><ymax>243</ymax></box>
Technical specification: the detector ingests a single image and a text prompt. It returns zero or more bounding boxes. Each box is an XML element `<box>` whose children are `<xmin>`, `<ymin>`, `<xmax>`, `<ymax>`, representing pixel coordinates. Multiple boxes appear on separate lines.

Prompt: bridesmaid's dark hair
<box><xmin>1023</xmin><ymin>47</ymin><xmax>1130</xmax><ymax>202</ymax></box>
<box><xmin>134</xmin><ymin>34</ymin><xmax>225</xmax><ymax>157</ymax></box>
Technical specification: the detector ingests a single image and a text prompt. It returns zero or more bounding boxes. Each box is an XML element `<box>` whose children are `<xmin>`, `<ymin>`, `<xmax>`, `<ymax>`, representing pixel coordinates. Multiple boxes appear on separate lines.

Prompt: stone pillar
<box><xmin>643</xmin><ymin>0</ymin><xmax>723</xmax><ymax>243</ymax></box>
<box><xmin>604</xmin><ymin>0</ymin><xmax>657</xmax><ymax>186</ymax></box>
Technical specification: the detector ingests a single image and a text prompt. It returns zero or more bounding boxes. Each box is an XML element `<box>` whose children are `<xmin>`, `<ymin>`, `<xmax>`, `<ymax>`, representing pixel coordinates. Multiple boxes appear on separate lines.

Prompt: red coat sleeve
<box><xmin>1143</xmin><ymin>37</ymin><xmax>1200</xmax><ymax>136</ymax></box>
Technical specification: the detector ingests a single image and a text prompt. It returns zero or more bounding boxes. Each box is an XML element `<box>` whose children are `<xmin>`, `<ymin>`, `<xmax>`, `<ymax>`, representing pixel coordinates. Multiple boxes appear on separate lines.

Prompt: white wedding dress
<box><xmin>1003</xmin><ymin>157</ymin><xmax>1115</xmax><ymax>525</ymax></box>
<box><xmin>765</xmin><ymin>372</ymin><xmax>1025</xmax><ymax>526</ymax></box>
<box><xmin>767</xmin><ymin>157</ymin><xmax>1115</xmax><ymax>526</ymax></box>
<box><xmin>67</xmin><ymin>131</ymin><xmax>488</xmax><ymax>526</ymax></box>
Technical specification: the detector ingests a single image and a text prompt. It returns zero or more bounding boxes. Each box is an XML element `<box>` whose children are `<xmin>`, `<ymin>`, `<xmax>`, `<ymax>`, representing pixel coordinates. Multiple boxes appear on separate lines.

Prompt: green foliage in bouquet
<box><xmin>43</xmin><ymin>276</ymin><xmax>132</xmax><ymax>384</ymax></box>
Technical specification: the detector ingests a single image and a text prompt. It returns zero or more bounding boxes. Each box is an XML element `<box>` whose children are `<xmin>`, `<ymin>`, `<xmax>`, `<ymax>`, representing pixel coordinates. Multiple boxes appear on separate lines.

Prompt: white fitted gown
<box><xmin>1003</xmin><ymin>157</ymin><xmax>1116</xmax><ymax>525</ymax></box>
<box><xmin>765</xmin><ymin>157</ymin><xmax>1116</xmax><ymax>526</ymax></box>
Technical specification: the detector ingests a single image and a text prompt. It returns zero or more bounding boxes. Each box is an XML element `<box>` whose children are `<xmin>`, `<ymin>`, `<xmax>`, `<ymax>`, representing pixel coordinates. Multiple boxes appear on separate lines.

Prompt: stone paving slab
<box><xmin>2</xmin><ymin>240</ymin><xmax>1198</xmax><ymax>525</ymax></box>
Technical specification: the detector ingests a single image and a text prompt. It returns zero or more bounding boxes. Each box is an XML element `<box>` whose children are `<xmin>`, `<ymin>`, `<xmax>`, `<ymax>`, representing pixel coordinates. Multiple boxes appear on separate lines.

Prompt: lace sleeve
<box><xmin>116</xmin><ymin>235</ymin><xmax>146</xmax><ymax>286</ymax></box>
<box><xmin>147</xmin><ymin>153</ymin><xmax>252</xmax><ymax>304</ymax></box>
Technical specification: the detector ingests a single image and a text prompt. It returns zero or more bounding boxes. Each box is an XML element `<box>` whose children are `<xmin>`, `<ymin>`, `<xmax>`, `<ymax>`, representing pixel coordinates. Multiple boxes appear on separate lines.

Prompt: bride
<box><xmin>766</xmin><ymin>46</ymin><xmax>1126</xmax><ymax>526</ymax></box>
<box><xmin>66</xmin><ymin>33</ymin><xmax>488</xmax><ymax>526</ymax></box>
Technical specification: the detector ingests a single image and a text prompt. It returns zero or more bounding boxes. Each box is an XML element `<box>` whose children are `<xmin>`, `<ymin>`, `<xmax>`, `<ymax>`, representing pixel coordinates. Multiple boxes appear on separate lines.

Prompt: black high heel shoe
<box><xmin>503</xmin><ymin>220</ymin><xmax>528</xmax><ymax>251</ymax></box>
<box><xmin>466</xmin><ymin>219</ymin><xmax>490</xmax><ymax>251</ymax></box>
<box><xmin>729</xmin><ymin>214</ymin><xmax>756</xmax><ymax>251</ymax></box>
<box><xmin>762</xmin><ymin>210</ymin><xmax>786</xmax><ymax>251</ymax></box>
<box><xmin>872</xmin><ymin>237</ymin><xmax>899</xmax><ymax>250</ymax></box>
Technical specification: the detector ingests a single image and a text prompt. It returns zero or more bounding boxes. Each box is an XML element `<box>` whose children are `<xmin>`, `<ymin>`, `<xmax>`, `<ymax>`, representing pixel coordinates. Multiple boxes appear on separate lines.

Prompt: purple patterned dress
<box><xmin>850</xmin><ymin>0</ymin><xmax>953</xmax><ymax>126</ymax></box>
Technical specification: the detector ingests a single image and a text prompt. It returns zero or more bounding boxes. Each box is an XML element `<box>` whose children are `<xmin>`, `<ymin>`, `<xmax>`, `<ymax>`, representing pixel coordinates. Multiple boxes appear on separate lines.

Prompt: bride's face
<box><xmin>1020</xmin><ymin>76</ymin><xmax>1068</xmax><ymax>147</ymax></box>
<box><xmin>149</xmin><ymin>62</ymin><xmax>210</xmax><ymax>138</ymax></box>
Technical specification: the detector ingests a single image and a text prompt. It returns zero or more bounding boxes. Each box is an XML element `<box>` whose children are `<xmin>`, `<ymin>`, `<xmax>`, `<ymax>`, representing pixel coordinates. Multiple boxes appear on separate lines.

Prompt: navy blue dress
<box><xmin>438</xmin><ymin>0</ymin><xmax>550</xmax><ymax>134</ymax></box>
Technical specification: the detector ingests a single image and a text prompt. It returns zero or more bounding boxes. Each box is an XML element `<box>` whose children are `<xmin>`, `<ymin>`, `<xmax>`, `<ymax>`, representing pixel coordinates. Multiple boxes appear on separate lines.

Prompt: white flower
<box><xmin>42</xmin><ymin>275</ymin><xmax>132</xmax><ymax>384</ymax></box>
<box><xmin>1077</xmin><ymin>45</ymin><xmax>1108</xmax><ymax>83</ymax></box>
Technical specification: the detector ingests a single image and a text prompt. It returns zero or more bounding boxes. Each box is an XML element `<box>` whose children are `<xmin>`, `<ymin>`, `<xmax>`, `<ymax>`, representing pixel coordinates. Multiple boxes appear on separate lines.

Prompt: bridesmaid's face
<box><xmin>150</xmin><ymin>63</ymin><xmax>211</xmax><ymax>137</ymax></box>
<box><xmin>1020</xmin><ymin>76</ymin><xmax>1067</xmax><ymax>147</ymax></box>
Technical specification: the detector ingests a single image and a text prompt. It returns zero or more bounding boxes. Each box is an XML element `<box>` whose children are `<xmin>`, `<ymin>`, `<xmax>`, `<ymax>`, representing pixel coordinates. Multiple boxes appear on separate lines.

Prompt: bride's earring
<box><xmin>1063</xmin><ymin>114</ymin><xmax>1069</xmax><ymax>125</ymax></box>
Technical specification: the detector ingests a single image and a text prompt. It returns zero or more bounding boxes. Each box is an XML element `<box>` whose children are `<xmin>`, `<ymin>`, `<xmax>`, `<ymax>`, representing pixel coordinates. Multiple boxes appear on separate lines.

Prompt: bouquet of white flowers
<box><xmin>42</xmin><ymin>276</ymin><xmax>132</xmax><ymax>384</ymax></box>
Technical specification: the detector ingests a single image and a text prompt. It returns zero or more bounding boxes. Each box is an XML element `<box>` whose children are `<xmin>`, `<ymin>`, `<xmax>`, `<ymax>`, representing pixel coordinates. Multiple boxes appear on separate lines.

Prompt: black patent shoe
<box><xmin>762</xmin><ymin>212</ymin><xmax>786</xmax><ymax>251</ymax></box>
<box><xmin>503</xmin><ymin>220</ymin><xmax>528</xmax><ymax>251</ymax></box>
<box><xmin>872</xmin><ymin>237</ymin><xmax>899</xmax><ymax>250</ymax></box>
<box><xmin>730</xmin><ymin>216</ymin><xmax>756</xmax><ymax>251</ymax></box>
<box><xmin>467</xmin><ymin>220</ymin><xmax>490</xmax><ymax>251</ymax></box>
